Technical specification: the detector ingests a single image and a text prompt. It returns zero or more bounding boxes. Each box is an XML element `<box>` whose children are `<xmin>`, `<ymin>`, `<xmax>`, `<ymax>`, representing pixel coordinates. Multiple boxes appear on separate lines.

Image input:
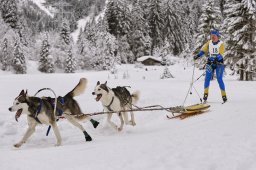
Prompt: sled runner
<box><xmin>166</xmin><ymin>103</ymin><xmax>210</xmax><ymax>120</ymax></box>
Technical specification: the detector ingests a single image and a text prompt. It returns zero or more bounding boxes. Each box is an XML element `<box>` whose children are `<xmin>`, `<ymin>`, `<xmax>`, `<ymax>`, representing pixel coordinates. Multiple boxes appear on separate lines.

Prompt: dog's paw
<box><xmin>85</xmin><ymin>136</ymin><xmax>92</xmax><ymax>142</ymax></box>
<box><xmin>93</xmin><ymin>121</ymin><xmax>99</xmax><ymax>129</ymax></box>
<box><xmin>130</xmin><ymin>121</ymin><xmax>136</xmax><ymax>126</ymax></box>
<box><xmin>14</xmin><ymin>143</ymin><xmax>22</xmax><ymax>148</ymax></box>
<box><xmin>55</xmin><ymin>143</ymin><xmax>61</xmax><ymax>147</ymax></box>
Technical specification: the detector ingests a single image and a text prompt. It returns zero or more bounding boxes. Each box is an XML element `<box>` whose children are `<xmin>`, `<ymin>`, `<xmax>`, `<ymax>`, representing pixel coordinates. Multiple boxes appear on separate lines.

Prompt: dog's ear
<box><xmin>25</xmin><ymin>89</ymin><xmax>28</xmax><ymax>96</ymax></box>
<box><xmin>97</xmin><ymin>81</ymin><xmax>100</xmax><ymax>85</ymax></box>
<box><xmin>19</xmin><ymin>90</ymin><xmax>25</xmax><ymax>96</ymax></box>
<box><xmin>104</xmin><ymin>81</ymin><xmax>107</xmax><ymax>85</ymax></box>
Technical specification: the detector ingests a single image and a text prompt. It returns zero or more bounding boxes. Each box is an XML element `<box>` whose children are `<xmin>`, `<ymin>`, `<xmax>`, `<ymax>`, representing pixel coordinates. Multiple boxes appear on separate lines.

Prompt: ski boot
<box><xmin>222</xmin><ymin>96</ymin><xmax>227</xmax><ymax>103</ymax></box>
<box><xmin>203</xmin><ymin>93</ymin><xmax>208</xmax><ymax>103</ymax></box>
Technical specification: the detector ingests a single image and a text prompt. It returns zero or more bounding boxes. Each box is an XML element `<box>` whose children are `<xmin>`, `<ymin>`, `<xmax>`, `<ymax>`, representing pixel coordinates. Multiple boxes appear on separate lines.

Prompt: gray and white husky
<box><xmin>92</xmin><ymin>81</ymin><xmax>139</xmax><ymax>131</ymax></box>
<box><xmin>8</xmin><ymin>78</ymin><xmax>99</xmax><ymax>148</ymax></box>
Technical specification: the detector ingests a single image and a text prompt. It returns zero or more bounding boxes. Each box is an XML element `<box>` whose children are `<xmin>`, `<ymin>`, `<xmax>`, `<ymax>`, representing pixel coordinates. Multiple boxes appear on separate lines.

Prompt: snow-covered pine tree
<box><xmin>147</xmin><ymin>0</ymin><xmax>164</xmax><ymax>55</ymax></box>
<box><xmin>162</xmin><ymin>1</ymin><xmax>185</xmax><ymax>55</ymax></box>
<box><xmin>39</xmin><ymin>35</ymin><xmax>55</xmax><ymax>73</ymax></box>
<box><xmin>1</xmin><ymin>38</ymin><xmax>8</xmax><ymax>71</ymax></box>
<box><xmin>224</xmin><ymin>0</ymin><xmax>256</xmax><ymax>80</ymax></box>
<box><xmin>60</xmin><ymin>21</ymin><xmax>71</xmax><ymax>46</ymax></box>
<box><xmin>129</xmin><ymin>30</ymin><xmax>147</xmax><ymax>60</ymax></box>
<box><xmin>83</xmin><ymin>17</ymin><xmax>118</xmax><ymax>70</ymax></box>
<box><xmin>76</xmin><ymin>28</ymin><xmax>85</xmax><ymax>54</ymax></box>
<box><xmin>65</xmin><ymin>48</ymin><xmax>76</xmax><ymax>73</ymax></box>
<box><xmin>105</xmin><ymin>0</ymin><xmax>131</xmax><ymax>38</ymax></box>
<box><xmin>16</xmin><ymin>17</ymin><xmax>30</xmax><ymax>47</ymax></box>
<box><xmin>0</xmin><ymin>0</ymin><xmax>18</xmax><ymax>29</ymax></box>
<box><xmin>128</xmin><ymin>0</ymin><xmax>151</xmax><ymax>60</ymax></box>
<box><xmin>161</xmin><ymin>53</ymin><xmax>168</xmax><ymax>66</ymax></box>
<box><xmin>130</xmin><ymin>0</ymin><xmax>147</xmax><ymax>33</ymax></box>
<box><xmin>160</xmin><ymin>66</ymin><xmax>174</xmax><ymax>79</ymax></box>
<box><xmin>100</xmin><ymin>31</ymin><xmax>118</xmax><ymax>70</ymax></box>
<box><xmin>193</xmin><ymin>0</ymin><xmax>222</xmax><ymax>54</ymax></box>
<box><xmin>118</xmin><ymin>35</ymin><xmax>134</xmax><ymax>64</ymax></box>
<box><xmin>12</xmin><ymin>40</ymin><xmax>26</xmax><ymax>74</ymax></box>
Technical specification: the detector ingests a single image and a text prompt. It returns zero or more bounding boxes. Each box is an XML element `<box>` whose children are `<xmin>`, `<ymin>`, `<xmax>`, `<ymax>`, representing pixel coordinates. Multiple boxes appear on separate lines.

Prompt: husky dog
<box><xmin>8</xmin><ymin>78</ymin><xmax>99</xmax><ymax>148</ymax></box>
<box><xmin>92</xmin><ymin>81</ymin><xmax>139</xmax><ymax>131</ymax></box>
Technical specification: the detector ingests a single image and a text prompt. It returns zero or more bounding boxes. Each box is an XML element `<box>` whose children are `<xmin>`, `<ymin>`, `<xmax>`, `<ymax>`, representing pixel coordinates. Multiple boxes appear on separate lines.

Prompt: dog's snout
<box><xmin>8</xmin><ymin>107</ymin><xmax>12</xmax><ymax>111</ymax></box>
<box><xmin>92</xmin><ymin>92</ymin><xmax>95</xmax><ymax>95</ymax></box>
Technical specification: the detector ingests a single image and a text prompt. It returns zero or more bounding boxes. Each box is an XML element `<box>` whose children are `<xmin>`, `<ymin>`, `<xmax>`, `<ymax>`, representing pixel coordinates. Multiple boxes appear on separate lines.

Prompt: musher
<box><xmin>194</xmin><ymin>29</ymin><xmax>227</xmax><ymax>103</ymax></box>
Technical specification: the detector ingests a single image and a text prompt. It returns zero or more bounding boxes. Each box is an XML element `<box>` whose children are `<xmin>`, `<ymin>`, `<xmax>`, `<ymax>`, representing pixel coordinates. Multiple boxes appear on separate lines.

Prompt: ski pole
<box><xmin>192</xmin><ymin>61</ymin><xmax>218</xmax><ymax>84</ymax></box>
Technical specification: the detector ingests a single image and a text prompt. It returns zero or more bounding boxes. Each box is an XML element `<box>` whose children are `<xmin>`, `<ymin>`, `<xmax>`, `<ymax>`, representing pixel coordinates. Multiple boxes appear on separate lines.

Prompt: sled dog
<box><xmin>92</xmin><ymin>81</ymin><xmax>139</xmax><ymax>131</ymax></box>
<box><xmin>8</xmin><ymin>78</ymin><xmax>99</xmax><ymax>148</ymax></box>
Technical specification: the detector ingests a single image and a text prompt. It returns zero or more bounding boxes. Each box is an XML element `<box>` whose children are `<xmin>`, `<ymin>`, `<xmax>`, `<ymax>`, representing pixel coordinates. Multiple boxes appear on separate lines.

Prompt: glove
<box><xmin>193</xmin><ymin>55</ymin><xmax>200</xmax><ymax>60</ymax></box>
<box><xmin>216</xmin><ymin>54</ymin><xmax>223</xmax><ymax>62</ymax></box>
<box><xmin>208</xmin><ymin>56</ymin><xmax>216</xmax><ymax>64</ymax></box>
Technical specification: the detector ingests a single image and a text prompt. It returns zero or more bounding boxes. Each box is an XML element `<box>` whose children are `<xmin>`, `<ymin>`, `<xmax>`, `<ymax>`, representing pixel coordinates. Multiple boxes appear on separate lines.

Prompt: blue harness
<box><xmin>33</xmin><ymin>99</ymin><xmax>43</xmax><ymax>124</ymax></box>
<box><xmin>33</xmin><ymin>97</ymin><xmax>65</xmax><ymax>124</ymax></box>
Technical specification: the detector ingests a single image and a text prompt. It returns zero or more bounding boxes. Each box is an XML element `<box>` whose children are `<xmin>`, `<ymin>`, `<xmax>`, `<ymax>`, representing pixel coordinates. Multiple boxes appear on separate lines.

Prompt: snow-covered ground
<box><xmin>1</xmin><ymin>60</ymin><xmax>256</xmax><ymax>170</ymax></box>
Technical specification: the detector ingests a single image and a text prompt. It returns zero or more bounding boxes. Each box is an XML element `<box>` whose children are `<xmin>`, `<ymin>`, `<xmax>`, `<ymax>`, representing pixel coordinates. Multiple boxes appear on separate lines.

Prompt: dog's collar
<box><xmin>104</xmin><ymin>97</ymin><xmax>114</xmax><ymax>111</ymax></box>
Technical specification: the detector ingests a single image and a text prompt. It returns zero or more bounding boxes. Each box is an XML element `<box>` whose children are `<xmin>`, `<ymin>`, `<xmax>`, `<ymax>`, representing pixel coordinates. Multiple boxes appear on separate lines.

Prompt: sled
<box><xmin>183</xmin><ymin>103</ymin><xmax>210</xmax><ymax>112</ymax></box>
<box><xmin>167</xmin><ymin>103</ymin><xmax>210</xmax><ymax>120</ymax></box>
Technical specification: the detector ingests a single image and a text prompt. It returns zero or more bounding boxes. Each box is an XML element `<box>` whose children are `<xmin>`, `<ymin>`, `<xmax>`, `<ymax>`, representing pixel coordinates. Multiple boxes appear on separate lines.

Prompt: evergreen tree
<box><xmin>60</xmin><ymin>21</ymin><xmax>71</xmax><ymax>46</ymax></box>
<box><xmin>105</xmin><ymin>0</ymin><xmax>132</xmax><ymax>38</ymax></box>
<box><xmin>162</xmin><ymin>1</ymin><xmax>186</xmax><ymax>55</ymax></box>
<box><xmin>147</xmin><ymin>0</ymin><xmax>164</xmax><ymax>55</ymax></box>
<box><xmin>130</xmin><ymin>0</ymin><xmax>147</xmax><ymax>33</ymax></box>
<box><xmin>65</xmin><ymin>48</ymin><xmax>76</xmax><ymax>73</ymax></box>
<box><xmin>224</xmin><ymin>0</ymin><xmax>256</xmax><ymax>80</ymax></box>
<box><xmin>16</xmin><ymin>18</ymin><xmax>29</xmax><ymax>47</ymax></box>
<box><xmin>1</xmin><ymin>38</ymin><xmax>8</xmax><ymax>70</ymax></box>
<box><xmin>117</xmin><ymin>35</ymin><xmax>134</xmax><ymax>64</ymax></box>
<box><xmin>129</xmin><ymin>30</ymin><xmax>150</xmax><ymax>60</ymax></box>
<box><xmin>194</xmin><ymin>0</ymin><xmax>222</xmax><ymax>53</ymax></box>
<box><xmin>105</xmin><ymin>0</ymin><xmax>120</xmax><ymax>36</ymax></box>
<box><xmin>0</xmin><ymin>0</ymin><xmax>18</xmax><ymax>29</ymax></box>
<box><xmin>160</xmin><ymin>66</ymin><xmax>174</xmax><ymax>79</ymax></box>
<box><xmin>12</xmin><ymin>40</ymin><xmax>26</xmax><ymax>74</ymax></box>
<box><xmin>128</xmin><ymin>0</ymin><xmax>150</xmax><ymax>60</ymax></box>
<box><xmin>39</xmin><ymin>35</ymin><xmax>55</xmax><ymax>73</ymax></box>
<box><xmin>77</xmin><ymin>28</ymin><xmax>85</xmax><ymax>54</ymax></box>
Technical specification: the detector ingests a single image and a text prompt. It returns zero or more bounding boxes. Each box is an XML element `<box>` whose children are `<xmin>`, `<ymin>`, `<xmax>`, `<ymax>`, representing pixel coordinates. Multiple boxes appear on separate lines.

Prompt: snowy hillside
<box><xmin>1</xmin><ymin>60</ymin><xmax>256</xmax><ymax>170</ymax></box>
<box><xmin>31</xmin><ymin>0</ymin><xmax>53</xmax><ymax>17</ymax></box>
<box><xmin>71</xmin><ymin>16</ymin><xmax>92</xmax><ymax>43</ymax></box>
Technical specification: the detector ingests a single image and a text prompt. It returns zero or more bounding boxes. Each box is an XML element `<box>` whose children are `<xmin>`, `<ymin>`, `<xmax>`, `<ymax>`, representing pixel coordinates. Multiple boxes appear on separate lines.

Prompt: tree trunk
<box><xmin>247</xmin><ymin>65</ymin><xmax>253</xmax><ymax>81</ymax></box>
<box><xmin>240</xmin><ymin>63</ymin><xmax>244</xmax><ymax>81</ymax></box>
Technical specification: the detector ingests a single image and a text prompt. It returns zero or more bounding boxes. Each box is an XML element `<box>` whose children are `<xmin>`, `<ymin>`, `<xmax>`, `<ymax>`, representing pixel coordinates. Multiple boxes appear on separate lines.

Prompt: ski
<box><xmin>166</xmin><ymin>114</ymin><xmax>183</xmax><ymax>119</ymax></box>
<box><xmin>167</xmin><ymin>110</ymin><xmax>208</xmax><ymax>120</ymax></box>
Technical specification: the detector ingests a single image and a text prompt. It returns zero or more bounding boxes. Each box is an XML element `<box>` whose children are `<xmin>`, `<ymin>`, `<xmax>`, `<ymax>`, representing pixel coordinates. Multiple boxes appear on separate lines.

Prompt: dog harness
<box><xmin>31</xmin><ymin>97</ymin><xmax>65</xmax><ymax>124</ymax></box>
<box><xmin>112</xmin><ymin>86</ymin><xmax>132</xmax><ymax>107</ymax></box>
<box><xmin>31</xmin><ymin>99</ymin><xmax>43</xmax><ymax>124</ymax></box>
<box><xmin>46</xmin><ymin>96</ymin><xmax>65</xmax><ymax>116</ymax></box>
<box><xmin>104</xmin><ymin>97</ymin><xmax>114</xmax><ymax>111</ymax></box>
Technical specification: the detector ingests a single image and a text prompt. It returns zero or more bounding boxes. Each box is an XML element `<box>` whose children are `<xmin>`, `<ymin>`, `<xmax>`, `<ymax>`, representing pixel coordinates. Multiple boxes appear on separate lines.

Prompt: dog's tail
<box><xmin>67</xmin><ymin>78</ymin><xmax>87</xmax><ymax>97</ymax></box>
<box><xmin>131</xmin><ymin>91</ymin><xmax>140</xmax><ymax>104</ymax></box>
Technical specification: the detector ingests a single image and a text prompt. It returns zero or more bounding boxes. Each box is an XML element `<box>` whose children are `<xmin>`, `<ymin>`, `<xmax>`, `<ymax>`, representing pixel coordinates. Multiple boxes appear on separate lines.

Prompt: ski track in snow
<box><xmin>0</xmin><ymin>61</ymin><xmax>256</xmax><ymax>170</ymax></box>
